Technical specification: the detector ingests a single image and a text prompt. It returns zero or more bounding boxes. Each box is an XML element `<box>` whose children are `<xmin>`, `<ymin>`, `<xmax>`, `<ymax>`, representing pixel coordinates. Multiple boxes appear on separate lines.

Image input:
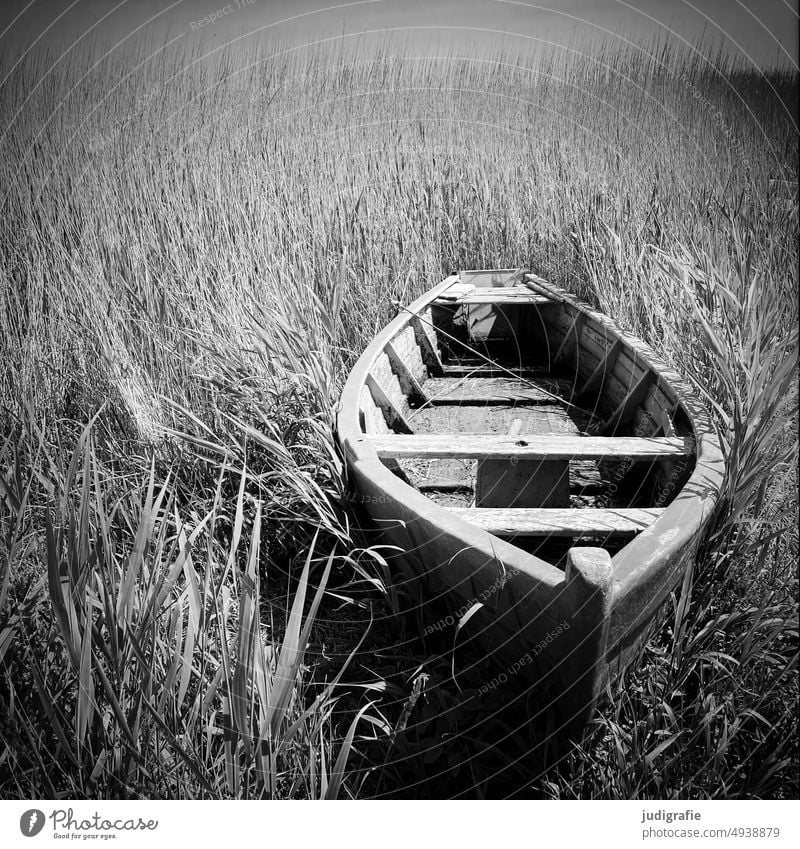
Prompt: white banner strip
<box><xmin>1</xmin><ymin>800</ymin><xmax>798</xmax><ymax>848</ymax></box>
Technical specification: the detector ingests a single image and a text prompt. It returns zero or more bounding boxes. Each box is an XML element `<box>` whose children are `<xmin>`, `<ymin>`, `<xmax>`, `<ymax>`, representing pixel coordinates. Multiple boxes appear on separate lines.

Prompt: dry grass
<box><xmin>0</xmin><ymin>35</ymin><xmax>797</xmax><ymax>798</ymax></box>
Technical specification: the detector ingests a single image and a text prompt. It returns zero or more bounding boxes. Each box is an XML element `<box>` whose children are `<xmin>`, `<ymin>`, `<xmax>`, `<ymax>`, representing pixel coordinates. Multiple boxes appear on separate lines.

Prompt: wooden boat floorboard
<box><xmin>441</xmin><ymin>363</ymin><xmax>550</xmax><ymax>378</ymax></box>
<box><xmin>408</xmin><ymin>403</ymin><xmax>585</xmax><ymax>435</ymax></box>
<box><xmin>447</xmin><ymin>507</ymin><xmax>663</xmax><ymax>537</ymax></box>
<box><xmin>421</xmin><ymin>376</ymin><xmax>573</xmax><ymax>405</ymax></box>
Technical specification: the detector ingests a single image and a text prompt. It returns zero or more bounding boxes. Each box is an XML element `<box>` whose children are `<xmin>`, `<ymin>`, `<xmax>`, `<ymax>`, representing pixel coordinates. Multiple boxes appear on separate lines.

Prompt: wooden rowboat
<box><xmin>336</xmin><ymin>269</ymin><xmax>724</xmax><ymax>729</ymax></box>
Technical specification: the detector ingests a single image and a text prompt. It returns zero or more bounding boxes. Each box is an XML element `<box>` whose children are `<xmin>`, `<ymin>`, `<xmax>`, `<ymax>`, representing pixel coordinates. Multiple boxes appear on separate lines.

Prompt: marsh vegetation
<box><xmin>0</xmin><ymin>37</ymin><xmax>797</xmax><ymax>798</ymax></box>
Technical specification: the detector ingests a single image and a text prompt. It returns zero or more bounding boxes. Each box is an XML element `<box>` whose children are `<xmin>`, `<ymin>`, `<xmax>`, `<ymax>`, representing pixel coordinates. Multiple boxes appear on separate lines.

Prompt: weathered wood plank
<box><xmin>597</xmin><ymin>370</ymin><xmax>655</xmax><ymax>435</ymax></box>
<box><xmin>457</xmin><ymin>268</ymin><xmax>526</xmax><ymax>288</ymax></box>
<box><xmin>653</xmin><ymin>403</ymin><xmax>676</xmax><ymax>437</ymax></box>
<box><xmin>581</xmin><ymin>320</ymin><xmax>617</xmax><ymax>356</ymax></box>
<box><xmin>423</xmin><ymin>376</ymin><xmax>569</xmax><ymax>405</ymax></box>
<box><xmin>434</xmin><ymin>288</ymin><xmax>550</xmax><ymax>306</ymax></box>
<box><xmin>438</xmin><ymin>282</ymin><xmax>476</xmax><ymax>300</ymax></box>
<box><xmin>410</xmin><ymin>313</ymin><xmax>445</xmax><ymax>376</ymax></box>
<box><xmin>643</xmin><ymin>379</ymin><xmax>679</xmax><ymax>423</ymax></box>
<box><xmin>401</xmin><ymin>457</ymin><xmax>474</xmax><ymax>490</ymax></box>
<box><xmin>614</xmin><ymin>347</ymin><xmax>650</xmax><ymax>384</ymax></box>
<box><xmin>389</xmin><ymin>325</ymin><xmax>429</xmax><ymax>385</ymax></box>
<box><xmin>575</xmin><ymin>338</ymin><xmax>624</xmax><ymax>401</ymax></box>
<box><xmin>408</xmin><ymin>403</ymin><xmax>580</xmax><ymax>436</ymax></box>
<box><xmin>384</xmin><ymin>340</ymin><xmax>428</xmax><ymax>403</ymax></box>
<box><xmin>552</xmin><ymin>309</ymin><xmax>587</xmax><ymax>368</ymax></box>
<box><xmin>368</xmin><ymin>434</ymin><xmax>690</xmax><ymax>460</ymax></box>
<box><xmin>365</xmin><ymin>374</ymin><xmax>412</xmax><ymax>434</ymax></box>
<box><xmin>448</xmin><ymin>507</ymin><xmax>663</xmax><ymax>536</ymax></box>
<box><xmin>441</xmin><ymin>363</ymin><xmax>547</xmax><ymax>378</ymax></box>
<box><xmin>359</xmin><ymin>385</ymin><xmax>389</xmax><ymax>434</ymax></box>
<box><xmin>372</xmin><ymin>352</ymin><xmax>409</xmax><ymax>413</ymax></box>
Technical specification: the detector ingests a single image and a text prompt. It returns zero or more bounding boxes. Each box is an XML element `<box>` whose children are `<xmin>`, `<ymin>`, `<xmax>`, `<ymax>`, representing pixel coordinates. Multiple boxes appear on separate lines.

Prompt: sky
<box><xmin>0</xmin><ymin>0</ymin><xmax>797</xmax><ymax>69</ymax></box>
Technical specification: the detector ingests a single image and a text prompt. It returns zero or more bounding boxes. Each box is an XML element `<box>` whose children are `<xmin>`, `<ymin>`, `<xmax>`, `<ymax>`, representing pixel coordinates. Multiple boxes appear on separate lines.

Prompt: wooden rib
<box><xmin>410</xmin><ymin>314</ymin><xmax>445</xmax><ymax>376</ymax></box>
<box><xmin>365</xmin><ymin>374</ymin><xmax>412</xmax><ymax>434</ymax></box>
<box><xmin>653</xmin><ymin>403</ymin><xmax>677</xmax><ymax>437</ymax></box>
<box><xmin>423</xmin><ymin>376</ymin><xmax>569</xmax><ymax>406</ymax></box>
<box><xmin>384</xmin><ymin>340</ymin><xmax>428</xmax><ymax>402</ymax></box>
<box><xmin>596</xmin><ymin>370</ymin><xmax>655</xmax><ymax>434</ymax></box>
<box><xmin>552</xmin><ymin>310</ymin><xmax>587</xmax><ymax>367</ymax></box>
<box><xmin>575</xmin><ymin>338</ymin><xmax>623</xmax><ymax>401</ymax></box>
<box><xmin>448</xmin><ymin>506</ymin><xmax>663</xmax><ymax>537</ymax></box>
<box><xmin>368</xmin><ymin>433</ymin><xmax>689</xmax><ymax>460</ymax></box>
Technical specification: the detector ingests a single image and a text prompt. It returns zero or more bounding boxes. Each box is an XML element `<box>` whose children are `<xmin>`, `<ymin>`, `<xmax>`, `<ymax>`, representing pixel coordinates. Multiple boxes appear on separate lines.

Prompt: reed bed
<box><xmin>0</xmin><ymin>36</ymin><xmax>796</xmax><ymax>798</ymax></box>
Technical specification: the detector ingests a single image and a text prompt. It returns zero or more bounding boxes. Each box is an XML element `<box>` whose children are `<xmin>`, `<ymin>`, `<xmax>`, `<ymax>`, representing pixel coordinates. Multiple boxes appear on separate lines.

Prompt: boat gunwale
<box><xmin>335</xmin><ymin>270</ymin><xmax>725</xmax><ymax>628</ymax></box>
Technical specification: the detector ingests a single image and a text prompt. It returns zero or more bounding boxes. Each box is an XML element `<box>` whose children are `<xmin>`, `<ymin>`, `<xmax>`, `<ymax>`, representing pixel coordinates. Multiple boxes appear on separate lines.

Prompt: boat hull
<box><xmin>337</xmin><ymin>270</ymin><xmax>724</xmax><ymax>729</ymax></box>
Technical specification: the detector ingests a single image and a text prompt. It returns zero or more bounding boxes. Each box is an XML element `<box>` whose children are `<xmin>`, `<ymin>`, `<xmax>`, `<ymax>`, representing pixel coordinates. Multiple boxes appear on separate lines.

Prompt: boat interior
<box><xmin>357</xmin><ymin>269</ymin><xmax>697</xmax><ymax>568</ymax></box>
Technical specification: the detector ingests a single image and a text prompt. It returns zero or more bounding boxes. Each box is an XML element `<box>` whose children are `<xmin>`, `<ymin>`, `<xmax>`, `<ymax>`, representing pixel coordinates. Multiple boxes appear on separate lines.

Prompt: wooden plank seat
<box><xmin>441</xmin><ymin>363</ymin><xmax>548</xmax><ymax>378</ymax></box>
<box><xmin>434</xmin><ymin>288</ymin><xmax>550</xmax><ymax>306</ymax></box>
<box><xmin>421</xmin><ymin>376</ymin><xmax>572</xmax><ymax>405</ymax></box>
<box><xmin>447</xmin><ymin>507</ymin><xmax>663</xmax><ymax>537</ymax></box>
<box><xmin>368</xmin><ymin>433</ymin><xmax>690</xmax><ymax>460</ymax></box>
